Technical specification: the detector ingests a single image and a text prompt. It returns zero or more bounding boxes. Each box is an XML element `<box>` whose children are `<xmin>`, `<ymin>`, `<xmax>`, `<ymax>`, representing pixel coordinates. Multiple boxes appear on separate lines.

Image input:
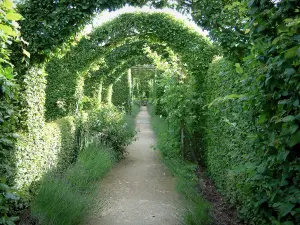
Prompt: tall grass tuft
<box><xmin>148</xmin><ymin>104</ymin><xmax>211</xmax><ymax>225</ymax></box>
<box><xmin>31</xmin><ymin>142</ymin><xmax>116</xmax><ymax>225</ymax></box>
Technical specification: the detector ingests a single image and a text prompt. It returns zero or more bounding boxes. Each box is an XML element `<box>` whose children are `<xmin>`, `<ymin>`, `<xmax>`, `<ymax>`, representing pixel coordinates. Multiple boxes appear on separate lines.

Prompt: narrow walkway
<box><xmin>85</xmin><ymin>106</ymin><xmax>183</xmax><ymax>225</ymax></box>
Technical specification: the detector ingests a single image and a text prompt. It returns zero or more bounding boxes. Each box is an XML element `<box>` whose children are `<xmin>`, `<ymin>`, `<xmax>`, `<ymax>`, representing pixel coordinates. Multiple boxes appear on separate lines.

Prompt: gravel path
<box><xmin>84</xmin><ymin>106</ymin><xmax>183</xmax><ymax>225</ymax></box>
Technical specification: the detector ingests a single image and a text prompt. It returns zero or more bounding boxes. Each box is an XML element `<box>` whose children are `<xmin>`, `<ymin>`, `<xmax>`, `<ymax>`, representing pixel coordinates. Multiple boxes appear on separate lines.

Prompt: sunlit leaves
<box><xmin>6</xmin><ymin>13</ymin><xmax>23</xmax><ymax>21</ymax></box>
<box><xmin>0</xmin><ymin>24</ymin><xmax>17</xmax><ymax>37</ymax></box>
<box><xmin>285</xmin><ymin>46</ymin><xmax>299</xmax><ymax>59</ymax></box>
<box><xmin>22</xmin><ymin>49</ymin><xmax>30</xmax><ymax>58</ymax></box>
<box><xmin>235</xmin><ymin>63</ymin><xmax>243</xmax><ymax>74</ymax></box>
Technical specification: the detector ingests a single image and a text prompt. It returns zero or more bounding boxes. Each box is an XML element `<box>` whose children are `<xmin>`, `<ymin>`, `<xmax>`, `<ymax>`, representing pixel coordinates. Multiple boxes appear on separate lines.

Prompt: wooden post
<box><xmin>180</xmin><ymin>120</ymin><xmax>185</xmax><ymax>159</ymax></box>
<box><xmin>153</xmin><ymin>69</ymin><xmax>157</xmax><ymax>102</ymax></box>
<box><xmin>97</xmin><ymin>78</ymin><xmax>103</xmax><ymax>105</ymax></box>
<box><xmin>106</xmin><ymin>83</ymin><xmax>113</xmax><ymax>105</ymax></box>
<box><xmin>128</xmin><ymin>68</ymin><xmax>132</xmax><ymax>114</ymax></box>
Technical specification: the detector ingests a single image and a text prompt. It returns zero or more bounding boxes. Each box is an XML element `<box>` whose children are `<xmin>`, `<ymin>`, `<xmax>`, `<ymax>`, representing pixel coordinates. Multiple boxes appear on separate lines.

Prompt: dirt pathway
<box><xmin>85</xmin><ymin>106</ymin><xmax>183</xmax><ymax>225</ymax></box>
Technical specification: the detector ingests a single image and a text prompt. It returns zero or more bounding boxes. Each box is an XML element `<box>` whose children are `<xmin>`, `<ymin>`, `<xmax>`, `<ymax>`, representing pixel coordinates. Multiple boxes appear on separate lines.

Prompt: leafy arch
<box><xmin>45</xmin><ymin>12</ymin><xmax>215</xmax><ymax>120</ymax></box>
<box><xmin>45</xmin><ymin>37</ymin><xmax>170</xmax><ymax>120</ymax></box>
<box><xmin>17</xmin><ymin>0</ymin><xmax>169</xmax><ymax>61</ymax></box>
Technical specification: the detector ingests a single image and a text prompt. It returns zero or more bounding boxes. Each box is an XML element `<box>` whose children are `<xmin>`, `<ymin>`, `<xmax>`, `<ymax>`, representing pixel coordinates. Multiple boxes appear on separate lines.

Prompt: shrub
<box><xmin>84</xmin><ymin>105</ymin><xmax>136</xmax><ymax>158</ymax></box>
<box><xmin>11</xmin><ymin>104</ymin><xmax>137</xmax><ymax>205</ymax></box>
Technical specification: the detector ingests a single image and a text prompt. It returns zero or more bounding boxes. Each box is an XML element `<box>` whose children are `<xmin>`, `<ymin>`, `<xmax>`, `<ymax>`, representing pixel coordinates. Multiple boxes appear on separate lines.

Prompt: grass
<box><xmin>31</xmin><ymin>106</ymin><xmax>140</xmax><ymax>225</ymax></box>
<box><xmin>131</xmin><ymin>103</ymin><xmax>141</xmax><ymax>118</ymax></box>
<box><xmin>148</xmin><ymin>104</ymin><xmax>211</xmax><ymax>225</ymax></box>
<box><xmin>124</xmin><ymin>103</ymin><xmax>140</xmax><ymax>134</ymax></box>
<box><xmin>122</xmin><ymin>103</ymin><xmax>140</xmax><ymax>141</ymax></box>
<box><xmin>31</xmin><ymin>142</ymin><xmax>116</xmax><ymax>225</ymax></box>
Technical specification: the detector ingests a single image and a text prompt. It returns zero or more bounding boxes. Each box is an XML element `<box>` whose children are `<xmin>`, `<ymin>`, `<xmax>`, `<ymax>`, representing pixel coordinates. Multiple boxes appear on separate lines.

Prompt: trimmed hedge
<box><xmin>112</xmin><ymin>73</ymin><xmax>131</xmax><ymax>112</ymax></box>
<box><xmin>203</xmin><ymin>57</ymin><xmax>300</xmax><ymax>224</ymax></box>
<box><xmin>43</xmin><ymin>12</ymin><xmax>214</xmax><ymax>120</ymax></box>
<box><xmin>15</xmin><ymin>116</ymin><xmax>77</xmax><ymax>199</ymax></box>
<box><xmin>13</xmin><ymin>104</ymin><xmax>136</xmax><ymax>203</ymax></box>
<box><xmin>203</xmin><ymin>57</ymin><xmax>255</xmax><ymax>210</ymax></box>
<box><xmin>13</xmin><ymin>66</ymin><xmax>77</xmax><ymax>201</ymax></box>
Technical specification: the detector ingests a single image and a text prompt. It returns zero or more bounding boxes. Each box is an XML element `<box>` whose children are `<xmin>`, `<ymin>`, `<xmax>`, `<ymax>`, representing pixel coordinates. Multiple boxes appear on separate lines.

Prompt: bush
<box><xmin>84</xmin><ymin>105</ymin><xmax>136</xmax><ymax>158</ymax></box>
<box><xmin>11</xmin><ymin>104</ymin><xmax>137</xmax><ymax>206</ymax></box>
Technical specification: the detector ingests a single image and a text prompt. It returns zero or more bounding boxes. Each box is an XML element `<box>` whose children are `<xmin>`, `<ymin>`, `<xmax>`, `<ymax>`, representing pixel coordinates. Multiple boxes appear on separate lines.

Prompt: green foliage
<box><xmin>0</xmin><ymin>178</ymin><xmax>19</xmax><ymax>225</ymax></box>
<box><xmin>2</xmin><ymin>1</ymin><xmax>297</xmax><ymax>224</ymax></box>
<box><xmin>203</xmin><ymin>58</ymin><xmax>255</xmax><ymax>216</ymax></box>
<box><xmin>45</xmin><ymin>39</ymin><xmax>150</xmax><ymax>119</ymax></box>
<box><xmin>145</xmin><ymin>46</ymin><xmax>202</xmax><ymax>160</ymax></box>
<box><xmin>203</xmin><ymin>57</ymin><xmax>300</xmax><ymax>224</ymax></box>
<box><xmin>0</xmin><ymin>0</ymin><xmax>20</xmax><ymax>179</ymax></box>
<box><xmin>174</xmin><ymin>0</ymin><xmax>249</xmax><ymax>60</ymax></box>
<box><xmin>31</xmin><ymin>142</ymin><xmax>116</xmax><ymax>225</ymax></box>
<box><xmin>148</xmin><ymin>104</ymin><xmax>210</xmax><ymax>225</ymax></box>
<box><xmin>44</xmin><ymin>12</ymin><xmax>214</xmax><ymax>120</ymax></box>
<box><xmin>112</xmin><ymin>73</ymin><xmax>131</xmax><ymax>112</ymax></box>
<box><xmin>0</xmin><ymin>1</ymin><xmax>23</xmax><ymax>223</ymax></box>
<box><xmin>131</xmin><ymin>68</ymin><xmax>156</xmax><ymax>101</ymax></box>
<box><xmin>16</xmin><ymin>104</ymin><xmax>136</xmax><ymax>221</ymax></box>
<box><xmin>152</xmin><ymin>1</ymin><xmax>300</xmax><ymax>224</ymax></box>
<box><xmin>84</xmin><ymin>105</ymin><xmax>136</xmax><ymax>159</ymax></box>
<box><xmin>45</xmin><ymin>57</ymin><xmax>86</xmax><ymax>121</ymax></box>
<box><xmin>238</xmin><ymin>2</ymin><xmax>299</xmax><ymax>223</ymax></box>
<box><xmin>16</xmin><ymin>0</ymin><xmax>168</xmax><ymax>62</ymax></box>
<box><xmin>14</xmin><ymin>116</ymin><xmax>78</xmax><ymax>201</ymax></box>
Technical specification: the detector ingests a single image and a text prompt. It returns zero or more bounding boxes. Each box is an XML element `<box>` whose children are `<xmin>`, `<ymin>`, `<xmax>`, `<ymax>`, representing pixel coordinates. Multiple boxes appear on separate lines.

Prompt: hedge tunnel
<box><xmin>46</xmin><ymin>38</ymin><xmax>170</xmax><ymax>120</ymax></box>
<box><xmin>44</xmin><ymin>12</ymin><xmax>214</xmax><ymax>121</ymax></box>
<box><xmin>9</xmin><ymin>11</ymin><xmax>213</xmax><ymax>196</ymax></box>
<box><xmin>2</xmin><ymin>1</ymin><xmax>299</xmax><ymax>224</ymax></box>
